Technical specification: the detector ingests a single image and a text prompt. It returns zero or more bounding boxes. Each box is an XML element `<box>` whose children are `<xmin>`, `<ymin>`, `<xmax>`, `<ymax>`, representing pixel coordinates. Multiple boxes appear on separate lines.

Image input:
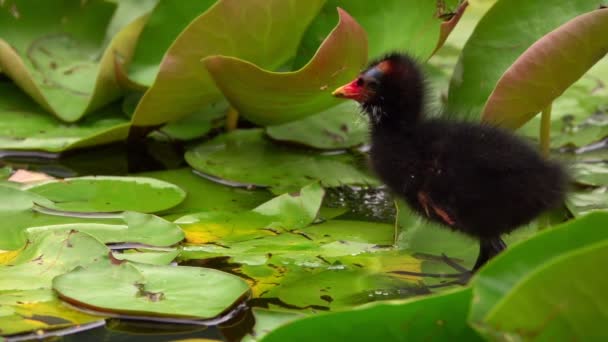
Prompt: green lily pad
<box><xmin>26</xmin><ymin>211</ymin><xmax>184</xmax><ymax>247</ymax></box>
<box><xmin>159</xmin><ymin>100</ymin><xmax>227</xmax><ymax>141</ymax></box>
<box><xmin>482</xmin><ymin>8</ymin><xmax>608</xmax><ymax>129</ymax></box>
<box><xmin>469</xmin><ymin>212</ymin><xmax>608</xmax><ymax>328</ymax></box>
<box><xmin>571</xmin><ymin>162</ymin><xmax>608</xmax><ymax>186</ymax></box>
<box><xmin>0</xmin><ymin>289</ymin><xmax>104</xmax><ymax>336</ymax></box>
<box><xmin>177</xmin><ymin>183</ymin><xmax>324</xmax><ymax>245</ymax></box>
<box><xmin>482</xmin><ymin>240</ymin><xmax>608</xmax><ymax>340</ymax></box>
<box><xmin>53</xmin><ymin>261</ymin><xmax>250</xmax><ymax>319</ymax></box>
<box><xmin>184</xmin><ymin>129</ymin><xmax>379</xmax><ymax>193</ymax></box>
<box><xmin>448</xmin><ymin>0</ymin><xmax>603</xmax><ymax>121</ymax></box>
<box><xmin>294</xmin><ymin>0</ymin><xmax>466</xmax><ymax>68</ymax></box>
<box><xmin>203</xmin><ymin>8</ymin><xmax>367</xmax><ymax>126</ymax></box>
<box><xmin>260</xmin><ymin>288</ymin><xmax>482</xmax><ymax>342</ymax></box>
<box><xmin>0</xmin><ymin>0</ymin><xmax>147</xmax><ymax>122</ymax></box>
<box><xmin>131</xmin><ymin>0</ymin><xmax>326</xmax><ymax>126</ymax></box>
<box><xmin>265</xmin><ymin>102</ymin><xmax>368</xmax><ymax>149</ymax></box>
<box><xmin>25</xmin><ymin>176</ymin><xmax>186</xmax><ymax>213</ymax></box>
<box><xmin>0</xmin><ymin>83</ymin><xmax>130</xmax><ymax>152</ymax></box>
<box><xmin>112</xmin><ymin>249</ymin><xmax>179</xmax><ymax>266</ymax></box>
<box><xmin>135</xmin><ymin>168</ymin><xmax>272</xmax><ymax>219</ymax></box>
<box><xmin>565</xmin><ymin>187</ymin><xmax>608</xmax><ymax>216</ymax></box>
<box><xmin>0</xmin><ymin>230</ymin><xmax>108</xmax><ymax>291</ymax></box>
<box><xmin>244</xmin><ymin>309</ymin><xmax>305</xmax><ymax>342</ymax></box>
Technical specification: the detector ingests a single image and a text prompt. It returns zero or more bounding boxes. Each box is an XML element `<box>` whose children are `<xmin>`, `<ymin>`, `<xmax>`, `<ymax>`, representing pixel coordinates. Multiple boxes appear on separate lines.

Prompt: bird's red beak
<box><xmin>332</xmin><ymin>79</ymin><xmax>366</xmax><ymax>102</ymax></box>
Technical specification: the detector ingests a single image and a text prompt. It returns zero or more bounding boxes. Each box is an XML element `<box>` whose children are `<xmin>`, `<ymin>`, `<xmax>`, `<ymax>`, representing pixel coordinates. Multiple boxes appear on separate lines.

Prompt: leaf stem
<box><xmin>226</xmin><ymin>107</ymin><xmax>239</xmax><ymax>131</ymax></box>
<box><xmin>539</xmin><ymin>103</ymin><xmax>552</xmax><ymax>157</ymax></box>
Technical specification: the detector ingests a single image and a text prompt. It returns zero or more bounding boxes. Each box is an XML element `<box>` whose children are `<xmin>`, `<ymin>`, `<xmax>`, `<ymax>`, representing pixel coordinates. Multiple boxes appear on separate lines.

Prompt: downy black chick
<box><xmin>333</xmin><ymin>53</ymin><xmax>568</xmax><ymax>272</ymax></box>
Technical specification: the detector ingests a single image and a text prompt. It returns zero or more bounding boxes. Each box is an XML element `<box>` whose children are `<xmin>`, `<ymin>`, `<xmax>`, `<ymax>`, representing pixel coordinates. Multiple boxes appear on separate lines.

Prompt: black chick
<box><xmin>333</xmin><ymin>53</ymin><xmax>567</xmax><ymax>272</ymax></box>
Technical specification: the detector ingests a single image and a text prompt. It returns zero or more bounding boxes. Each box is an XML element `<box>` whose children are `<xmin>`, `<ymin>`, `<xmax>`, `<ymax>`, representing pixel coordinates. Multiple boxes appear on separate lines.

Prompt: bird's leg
<box><xmin>472</xmin><ymin>237</ymin><xmax>507</xmax><ymax>271</ymax></box>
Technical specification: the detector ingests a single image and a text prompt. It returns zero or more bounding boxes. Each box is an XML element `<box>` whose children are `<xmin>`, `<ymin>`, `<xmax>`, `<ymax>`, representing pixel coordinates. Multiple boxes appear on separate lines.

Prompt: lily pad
<box><xmin>469</xmin><ymin>212</ymin><xmax>608</xmax><ymax>327</ymax></box>
<box><xmin>0</xmin><ymin>83</ymin><xmax>130</xmax><ymax>152</ymax></box>
<box><xmin>53</xmin><ymin>261</ymin><xmax>250</xmax><ymax>319</ymax></box>
<box><xmin>482</xmin><ymin>240</ymin><xmax>608</xmax><ymax>340</ymax></box>
<box><xmin>482</xmin><ymin>8</ymin><xmax>608</xmax><ymax>128</ymax></box>
<box><xmin>26</xmin><ymin>211</ymin><xmax>184</xmax><ymax>247</ymax></box>
<box><xmin>184</xmin><ymin>129</ymin><xmax>378</xmax><ymax>193</ymax></box>
<box><xmin>565</xmin><ymin>187</ymin><xmax>608</xmax><ymax>216</ymax></box>
<box><xmin>294</xmin><ymin>0</ymin><xmax>466</xmax><ymax>68</ymax></box>
<box><xmin>159</xmin><ymin>101</ymin><xmax>228</xmax><ymax>141</ymax></box>
<box><xmin>131</xmin><ymin>0</ymin><xmax>326</xmax><ymax>126</ymax></box>
<box><xmin>203</xmin><ymin>8</ymin><xmax>367</xmax><ymax>126</ymax></box>
<box><xmin>260</xmin><ymin>288</ymin><xmax>482</xmax><ymax>342</ymax></box>
<box><xmin>265</xmin><ymin>102</ymin><xmax>368</xmax><ymax>150</ymax></box>
<box><xmin>177</xmin><ymin>183</ymin><xmax>324</xmax><ymax>245</ymax></box>
<box><xmin>571</xmin><ymin>162</ymin><xmax>608</xmax><ymax>186</ymax></box>
<box><xmin>135</xmin><ymin>168</ymin><xmax>272</xmax><ymax>218</ymax></box>
<box><xmin>448</xmin><ymin>0</ymin><xmax>603</xmax><ymax>120</ymax></box>
<box><xmin>0</xmin><ymin>289</ymin><xmax>104</xmax><ymax>336</ymax></box>
<box><xmin>0</xmin><ymin>0</ymin><xmax>147</xmax><ymax>122</ymax></box>
<box><xmin>25</xmin><ymin>176</ymin><xmax>186</xmax><ymax>213</ymax></box>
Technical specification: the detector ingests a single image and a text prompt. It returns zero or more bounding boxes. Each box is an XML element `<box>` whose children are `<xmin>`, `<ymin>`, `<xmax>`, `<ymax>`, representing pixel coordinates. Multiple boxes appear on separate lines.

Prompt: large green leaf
<box><xmin>184</xmin><ymin>129</ymin><xmax>378</xmax><ymax>193</ymax></box>
<box><xmin>0</xmin><ymin>0</ymin><xmax>146</xmax><ymax>122</ymax></box>
<box><xmin>265</xmin><ymin>102</ymin><xmax>369</xmax><ymax>150</ymax></box>
<box><xmin>25</xmin><ymin>176</ymin><xmax>186</xmax><ymax>213</ymax></box>
<box><xmin>447</xmin><ymin>0</ymin><xmax>603</xmax><ymax>120</ymax></box>
<box><xmin>125</xmin><ymin>0</ymin><xmax>217</xmax><ymax>87</ymax></box>
<box><xmin>482</xmin><ymin>8</ymin><xmax>608</xmax><ymax>128</ymax></box>
<box><xmin>482</xmin><ymin>241</ymin><xmax>608</xmax><ymax>340</ymax></box>
<box><xmin>203</xmin><ymin>8</ymin><xmax>367</xmax><ymax>126</ymax></box>
<box><xmin>260</xmin><ymin>288</ymin><xmax>482</xmax><ymax>342</ymax></box>
<box><xmin>53</xmin><ymin>261</ymin><xmax>249</xmax><ymax>319</ymax></box>
<box><xmin>130</xmin><ymin>0</ymin><xmax>326</xmax><ymax>126</ymax></box>
<box><xmin>294</xmin><ymin>0</ymin><xmax>467</xmax><ymax>68</ymax></box>
<box><xmin>0</xmin><ymin>83</ymin><xmax>130</xmax><ymax>152</ymax></box>
<box><xmin>469</xmin><ymin>212</ymin><xmax>608</xmax><ymax>325</ymax></box>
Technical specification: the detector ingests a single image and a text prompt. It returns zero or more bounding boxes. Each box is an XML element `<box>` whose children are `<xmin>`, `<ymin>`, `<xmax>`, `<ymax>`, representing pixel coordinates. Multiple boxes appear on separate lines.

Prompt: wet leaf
<box><xmin>571</xmin><ymin>162</ymin><xmax>608</xmax><ymax>186</ymax></box>
<box><xmin>294</xmin><ymin>0</ymin><xmax>467</xmax><ymax>68</ymax></box>
<box><xmin>112</xmin><ymin>249</ymin><xmax>179</xmax><ymax>266</ymax></box>
<box><xmin>131</xmin><ymin>0</ymin><xmax>326</xmax><ymax>126</ymax></box>
<box><xmin>184</xmin><ymin>129</ymin><xmax>378</xmax><ymax>193</ymax></box>
<box><xmin>135</xmin><ymin>168</ymin><xmax>272</xmax><ymax>219</ymax></box>
<box><xmin>0</xmin><ymin>0</ymin><xmax>146</xmax><ymax>122</ymax></box>
<box><xmin>481</xmin><ymin>240</ymin><xmax>608</xmax><ymax>340</ymax></box>
<box><xmin>260</xmin><ymin>288</ymin><xmax>482</xmax><ymax>342</ymax></box>
<box><xmin>53</xmin><ymin>261</ymin><xmax>250</xmax><ymax>319</ymax></box>
<box><xmin>448</xmin><ymin>0</ymin><xmax>603</xmax><ymax>120</ymax></box>
<box><xmin>26</xmin><ymin>211</ymin><xmax>184</xmax><ymax>247</ymax></box>
<box><xmin>265</xmin><ymin>102</ymin><xmax>368</xmax><ymax>149</ymax></box>
<box><xmin>469</xmin><ymin>212</ymin><xmax>608</xmax><ymax>327</ymax></box>
<box><xmin>565</xmin><ymin>187</ymin><xmax>608</xmax><ymax>216</ymax></box>
<box><xmin>177</xmin><ymin>183</ymin><xmax>324</xmax><ymax>244</ymax></box>
<box><xmin>0</xmin><ymin>83</ymin><xmax>130</xmax><ymax>152</ymax></box>
<box><xmin>0</xmin><ymin>290</ymin><xmax>104</xmax><ymax>336</ymax></box>
<box><xmin>25</xmin><ymin>176</ymin><xmax>186</xmax><ymax>213</ymax></box>
<box><xmin>482</xmin><ymin>8</ymin><xmax>608</xmax><ymax>128</ymax></box>
<box><xmin>0</xmin><ymin>230</ymin><xmax>108</xmax><ymax>291</ymax></box>
<box><xmin>244</xmin><ymin>309</ymin><xmax>305</xmax><ymax>342</ymax></box>
<box><xmin>203</xmin><ymin>8</ymin><xmax>367</xmax><ymax>126</ymax></box>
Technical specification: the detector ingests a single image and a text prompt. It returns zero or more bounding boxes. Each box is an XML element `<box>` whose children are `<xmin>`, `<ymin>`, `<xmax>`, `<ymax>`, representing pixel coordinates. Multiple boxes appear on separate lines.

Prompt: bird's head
<box><xmin>332</xmin><ymin>52</ymin><xmax>425</xmax><ymax>124</ymax></box>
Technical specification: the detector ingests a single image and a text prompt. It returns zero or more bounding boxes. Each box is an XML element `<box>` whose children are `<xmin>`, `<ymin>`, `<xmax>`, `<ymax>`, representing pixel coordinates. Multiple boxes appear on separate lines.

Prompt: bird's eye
<box><xmin>367</xmin><ymin>80</ymin><xmax>379</xmax><ymax>90</ymax></box>
<box><xmin>356</xmin><ymin>77</ymin><xmax>364</xmax><ymax>87</ymax></box>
